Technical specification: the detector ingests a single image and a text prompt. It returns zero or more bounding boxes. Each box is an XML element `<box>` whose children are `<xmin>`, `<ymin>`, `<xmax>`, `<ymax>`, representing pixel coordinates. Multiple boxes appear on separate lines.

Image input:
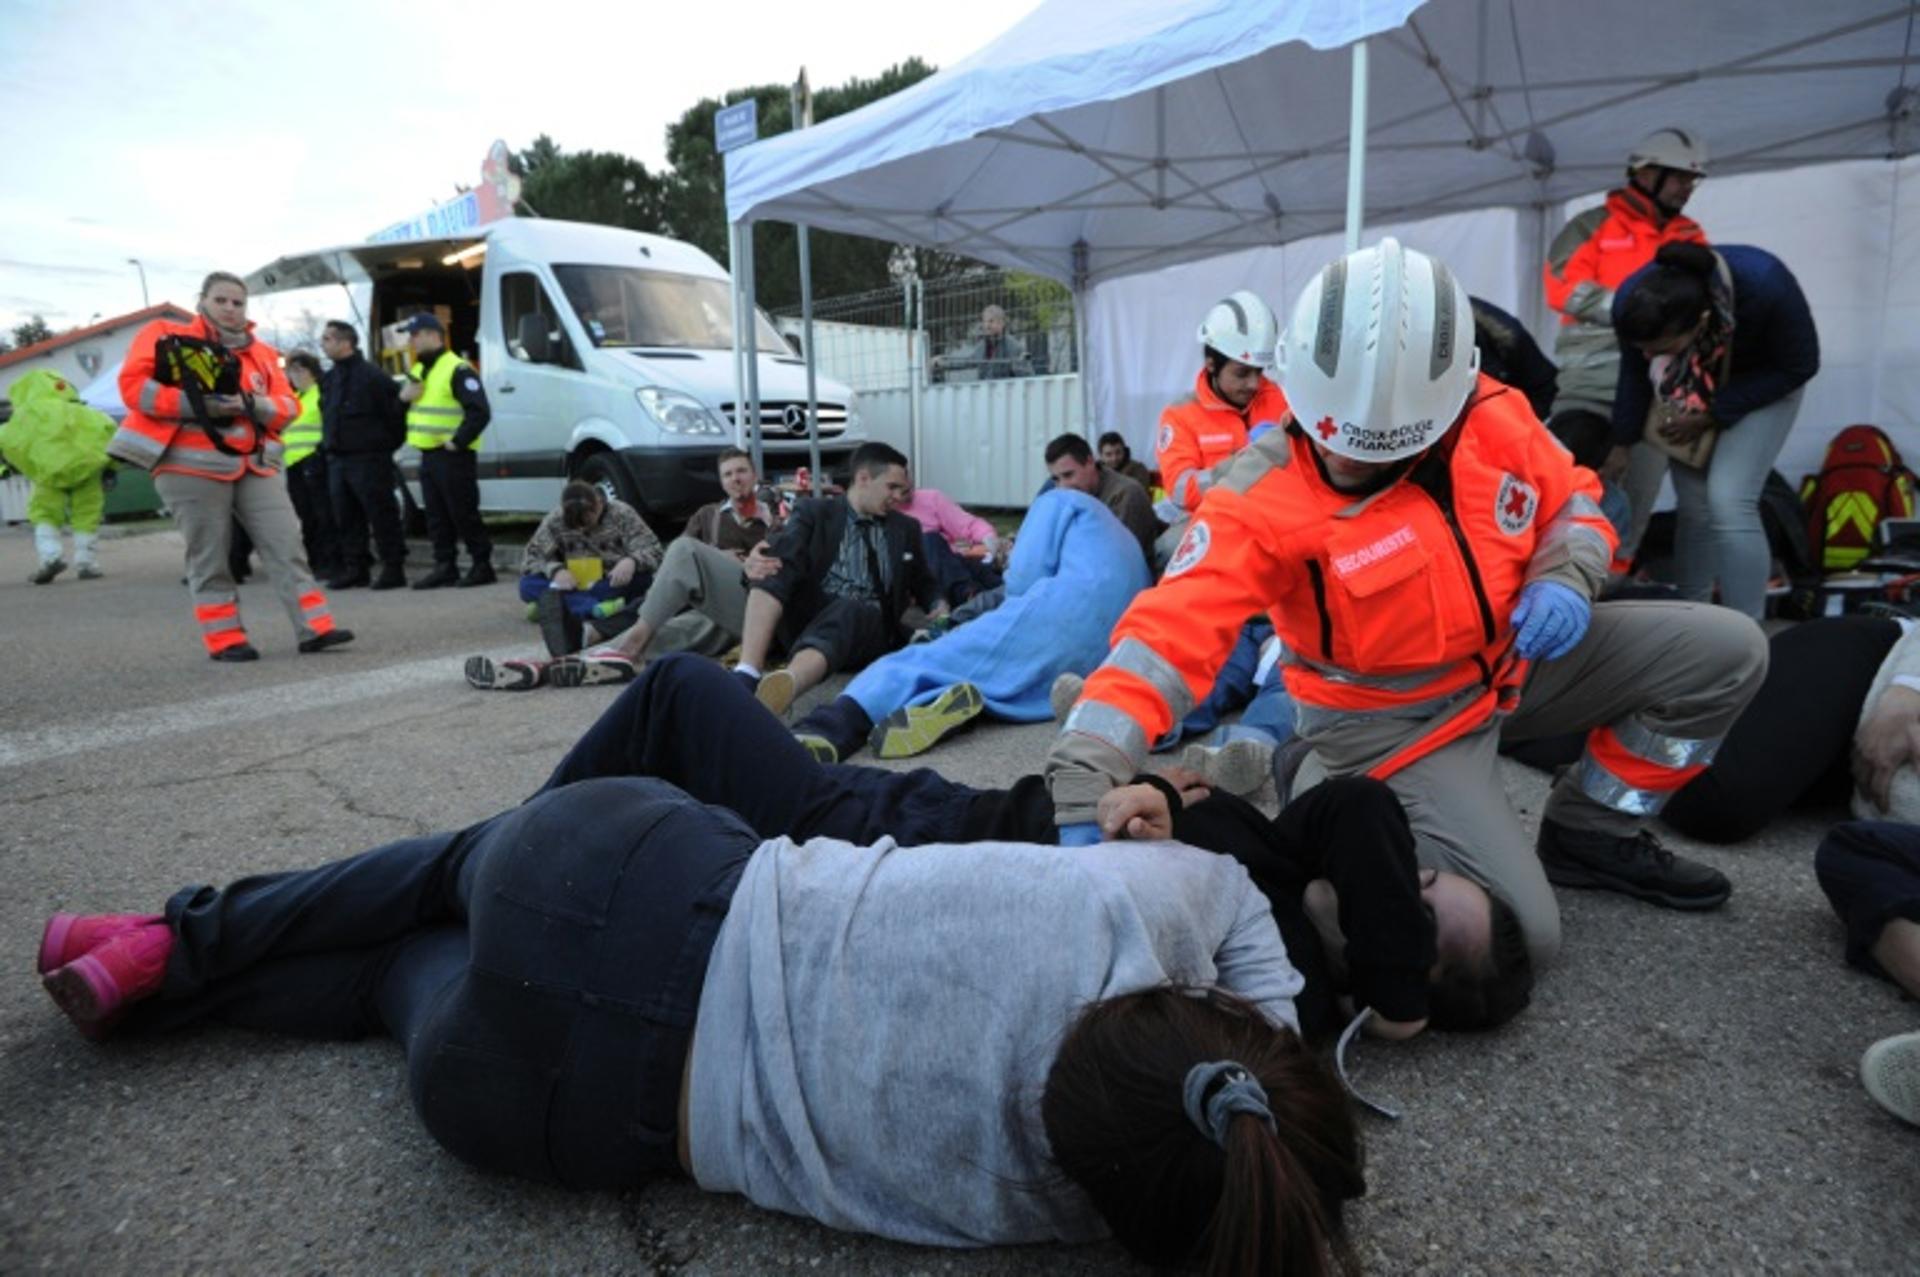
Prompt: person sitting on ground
<box><xmin>1503</xmin><ymin>613</ymin><xmax>1912</xmax><ymax>843</ymax></box>
<box><xmin>36</xmin><ymin>652</ymin><xmax>1369</xmax><ymax>1271</ymax></box>
<box><xmin>896</xmin><ymin>475</ymin><xmax>1003</xmax><ymax>607</ymax></box>
<box><xmin>1814</xmin><ymin>819</ymin><xmax>1920</xmax><ymax>1129</ymax></box>
<box><xmin>462</xmin><ymin>482</ymin><xmax>662</xmax><ymax>690</ymax></box>
<box><xmin>731</xmin><ymin>441</ymin><xmax>945</xmax><ymax>718</ymax></box>
<box><xmin>788</xmin><ymin>486</ymin><xmax>1149</xmax><ymax>763</ymax></box>
<box><xmin>0</xmin><ymin>369</ymin><xmax>115</xmax><ymax>583</ymax></box>
<box><xmin>472</xmin><ymin>453</ymin><xmax>784</xmax><ymax>690</ymax></box>
<box><xmin>1098</xmin><ymin>430</ymin><xmax>1155</xmax><ymax>492</ymax></box>
<box><xmin>1044</xmin><ymin>432</ymin><xmax>1156</xmax><ymax>564</ymax></box>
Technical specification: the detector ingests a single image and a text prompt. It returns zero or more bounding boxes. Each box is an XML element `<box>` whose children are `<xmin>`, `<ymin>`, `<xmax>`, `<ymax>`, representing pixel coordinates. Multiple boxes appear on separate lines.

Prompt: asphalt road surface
<box><xmin>2</xmin><ymin>525</ymin><xmax>1915</xmax><ymax>1273</ymax></box>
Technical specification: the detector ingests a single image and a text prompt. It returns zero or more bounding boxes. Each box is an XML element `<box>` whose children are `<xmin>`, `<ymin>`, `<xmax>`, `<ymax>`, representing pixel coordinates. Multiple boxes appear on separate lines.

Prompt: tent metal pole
<box><xmin>793</xmin><ymin>71</ymin><xmax>822</xmax><ymax>485</ymax></box>
<box><xmin>907</xmin><ymin>274</ymin><xmax>924</xmax><ymax>474</ymax></box>
<box><xmin>728</xmin><ymin>222</ymin><xmax>747</xmax><ymax>447</ymax></box>
<box><xmin>1345</xmin><ymin>39</ymin><xmax>1369</xmax><ymax>251</ymax></box>
<box><xmin>742</xmin><ymin>221</ymin><xmax>765</xmax><ymax>476</ymax></box>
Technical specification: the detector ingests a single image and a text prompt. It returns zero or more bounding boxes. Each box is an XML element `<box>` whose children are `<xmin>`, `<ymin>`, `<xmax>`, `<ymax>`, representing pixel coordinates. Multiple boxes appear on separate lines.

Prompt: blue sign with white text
<box><xmin>715</xmin><ymin>99</ymin><xmax>759</xmax><ymax>154</ymax></box>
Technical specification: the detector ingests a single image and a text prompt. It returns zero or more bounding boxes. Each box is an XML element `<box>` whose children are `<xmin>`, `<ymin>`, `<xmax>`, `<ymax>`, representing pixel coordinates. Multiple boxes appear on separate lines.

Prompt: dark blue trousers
<box><xmin>1815</xmin><ymin>821</ymin><xmax>1920</xmax><ymax>978</ymax></box>
<box><xmin>129</xmin><ymin>775</ymin><xmax>757</xmax><ymax>1188</ymax></box>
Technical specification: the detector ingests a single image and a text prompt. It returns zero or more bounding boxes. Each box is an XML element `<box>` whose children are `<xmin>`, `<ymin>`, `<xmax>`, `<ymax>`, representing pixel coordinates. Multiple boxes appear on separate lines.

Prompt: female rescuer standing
<box><xmin>111</xmin><ymin>272</ymin><xmax>352</xmax><ymax>662</ymax></box>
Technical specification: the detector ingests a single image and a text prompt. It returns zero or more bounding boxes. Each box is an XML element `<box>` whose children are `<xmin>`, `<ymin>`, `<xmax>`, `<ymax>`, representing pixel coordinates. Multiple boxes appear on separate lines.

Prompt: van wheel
<box><xmin>575</xmin><ymin>452</ymin><xmax>642</xmax><ymax>513</ymax></box>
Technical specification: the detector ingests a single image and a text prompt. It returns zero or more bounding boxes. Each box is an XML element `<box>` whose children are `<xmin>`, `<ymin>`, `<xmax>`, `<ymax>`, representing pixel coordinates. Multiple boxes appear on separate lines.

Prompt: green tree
<box><xmin>511</xmin><ymin>134</ymin><xmax>667</xmax><ymax>232</ymax></box>
<box><xmin>11</xmin><ymin>315</ymin><xmax>54</xmax><ymax>348</ymax></box>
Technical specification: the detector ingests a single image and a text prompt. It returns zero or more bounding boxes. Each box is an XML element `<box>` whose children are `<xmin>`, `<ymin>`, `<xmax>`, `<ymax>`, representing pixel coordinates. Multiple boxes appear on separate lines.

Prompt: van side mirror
<box><xmin>517</xmin><ymin>312</ymin><xmax>553</xmax><ymax>364</ymax></box>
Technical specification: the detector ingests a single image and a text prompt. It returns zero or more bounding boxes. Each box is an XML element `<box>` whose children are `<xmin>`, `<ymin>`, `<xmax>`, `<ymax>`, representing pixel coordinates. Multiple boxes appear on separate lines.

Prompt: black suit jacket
<box><xmin>756</xmin><ymin>496</ymin><xmax>938</xmax><ymax>641</ymax></box>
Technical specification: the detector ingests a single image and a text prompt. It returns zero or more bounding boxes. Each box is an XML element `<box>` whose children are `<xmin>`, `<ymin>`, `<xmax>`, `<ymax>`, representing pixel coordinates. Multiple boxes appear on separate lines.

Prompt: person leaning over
<box><xmin>1044</xmin><ymin>432</ymin><xmax>1156</xmax><ymax>564</ymax></box>
<box><xmin>400</xmin><ymin>314</ymin><xmax>494</xmax><ymax>589</ymax></box>
<box><xmin>280</xmin><ymin>351</ymin><xmax>339</xmax><ymax>582</ymax></box>
<box><xmin>1156</xmin><ymin>291</ymin><xmax>1290</xmax><ymax>516</ymax></box>
<box><xmin>517</xmin><ymin>480</ymin><xmax>663</xmax><ymax>658</ymax></box>
<box><xmin>1605</xmin><ymin>241</ymin><xmax>1820</xmax><ymax>621</ymax></box>
<box><xmin>735</xmin><ymin>441</ymin><xmax>945</xmax><ymax>718</ymax></box>
<box><xmin>1544</xmin><ymin>127</ymin><xmax>1710</xmax><ymax>559</ymax></box>
<box><xmin>110</xmin><ymin>271</ymin><xmax>351</xmax><ymax>662</ymax></box>
<box><xmin>317</xmin><ymin>320</ymin><xmax>407</xmax><ymax>591</ymax></box>
<box><xmin>1047</xmin><ymin>239</ymin><xmax>1768</xmax><ymax>969</ymax></box>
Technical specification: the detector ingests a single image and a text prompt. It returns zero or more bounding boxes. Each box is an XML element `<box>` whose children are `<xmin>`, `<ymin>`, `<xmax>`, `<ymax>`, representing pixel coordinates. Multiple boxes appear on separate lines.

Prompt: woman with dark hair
<box><xmin>39</xmin><ymin>659</ymin><xmax>1366</xmax><ymax>1271</ymax></box>
<box><xmin>1605</xmin><ymin>241</ymin><xmax>1820</xmax><ymax>618</ymax></box>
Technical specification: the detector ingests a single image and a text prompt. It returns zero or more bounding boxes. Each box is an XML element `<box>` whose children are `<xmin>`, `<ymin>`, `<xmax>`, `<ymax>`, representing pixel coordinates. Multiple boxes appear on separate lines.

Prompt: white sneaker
<box><xmin>1862</xmin><ymin>1030</ymin><xmax>1920</xmax><ymax>1127</ymax></box>
<box><xmin>1049</xmin><ymin>671</ymin><xmax>1084</xmax><ymax>723</ymax></box>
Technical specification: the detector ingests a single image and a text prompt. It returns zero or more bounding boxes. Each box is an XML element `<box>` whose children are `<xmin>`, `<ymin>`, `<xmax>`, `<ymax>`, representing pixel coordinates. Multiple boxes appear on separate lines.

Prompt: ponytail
<box><xmin>1043</xmin><ymin>987</ymin><xmax>1365</xmax><ymax>1276</ymax></box>
<box><xmin>1615</xmin><ymin>243</ymin><xmax>1714</xmax><ymax>345</ymax></box>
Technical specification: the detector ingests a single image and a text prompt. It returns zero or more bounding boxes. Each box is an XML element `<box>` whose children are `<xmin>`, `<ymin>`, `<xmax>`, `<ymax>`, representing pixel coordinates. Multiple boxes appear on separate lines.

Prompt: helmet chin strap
<box><xmin>1628</xmin><ymin>170</ymin><xmax>1685</xmax><ymax>222</ymax></box>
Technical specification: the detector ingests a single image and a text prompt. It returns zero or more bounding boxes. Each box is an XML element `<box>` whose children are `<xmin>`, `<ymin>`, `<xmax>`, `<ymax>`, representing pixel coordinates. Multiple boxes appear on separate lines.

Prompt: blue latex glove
<box><xmin>1058</xmin><ymin>821</ymin><xmax>1101</xmax><ymax>847</ymax></box>
<box><xmin>1248</xmin><ymin>421</ymin><xmax>1278</xmax><ymax>443</ymax></box>
<box><xmin>1509</xmin><ymin>580</ymin><xmax>1591</xmax><ymax>661</ymax></box>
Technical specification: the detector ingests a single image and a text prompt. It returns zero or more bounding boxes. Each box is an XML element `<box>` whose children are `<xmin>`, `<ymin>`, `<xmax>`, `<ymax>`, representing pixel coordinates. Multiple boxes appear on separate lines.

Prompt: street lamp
<box><xmin>127</xmin><ymin>258</ymin><xmax>149</xmax><ymax>308</ymax></box>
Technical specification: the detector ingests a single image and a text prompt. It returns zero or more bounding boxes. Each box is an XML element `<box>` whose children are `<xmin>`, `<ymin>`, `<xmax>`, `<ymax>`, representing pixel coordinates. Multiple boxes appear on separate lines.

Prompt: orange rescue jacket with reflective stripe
<box><xmin>1155</xmin><ymin>369</ymin><xmax>1289</xmax><ymax>513</ymax></box>
<box><xmin>1542</xmin><ymin>187</ymin><xmax>1705</xmax><ymax>325</ymax></box>
<box><xmin>1073</xmin><ymin>378</ymin><xmax>1616</xmax><ymax>784</ymax></box>
<box><xmin>116</xmin><ymin>314</ymin><xmax>297</xmax><ymax>481</ymax></box>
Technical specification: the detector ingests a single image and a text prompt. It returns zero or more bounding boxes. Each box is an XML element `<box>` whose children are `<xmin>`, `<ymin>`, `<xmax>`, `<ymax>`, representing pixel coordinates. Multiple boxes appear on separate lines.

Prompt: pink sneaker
<box><xmin>38</xmin><ymin>912</ymin><xmax>164</xmax><ymax>975</ymax></box>
<box><xmin>42</xmin><ymin>922</ymin><xmax>174</xmax><ymax>1039</ymax></box>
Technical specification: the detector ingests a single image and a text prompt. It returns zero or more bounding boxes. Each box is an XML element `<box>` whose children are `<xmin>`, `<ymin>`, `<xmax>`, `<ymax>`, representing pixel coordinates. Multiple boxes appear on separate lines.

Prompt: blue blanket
<box><xmin>845</xmin><ymin>488</ymin><xmax>1151</xmax><ymax>722</ymax></box>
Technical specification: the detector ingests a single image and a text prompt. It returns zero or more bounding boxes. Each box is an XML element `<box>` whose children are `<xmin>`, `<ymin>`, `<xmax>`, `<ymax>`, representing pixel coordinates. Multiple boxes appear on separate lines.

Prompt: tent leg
<box><xmin>742</xmin><ymin>222</ymin><xmax>764</xmax><ymax>476</ymax></box>
<box><xmin>728</xmin><ymin>221</ymin><xmax>747</xmax><ymax>447</ymax></box>
<box><xmin>1344</xmin><ymin>40</ymin><xmax>1369</xmax><ymax>252</ymax></box>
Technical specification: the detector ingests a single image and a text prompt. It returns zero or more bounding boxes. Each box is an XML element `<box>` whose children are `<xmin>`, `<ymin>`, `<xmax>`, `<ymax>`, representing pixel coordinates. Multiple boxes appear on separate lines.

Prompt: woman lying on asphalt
<box><xmin>40</xmin><ymin>654</ymin><xmax>1393</xmax><ymax>1275</ymax></box>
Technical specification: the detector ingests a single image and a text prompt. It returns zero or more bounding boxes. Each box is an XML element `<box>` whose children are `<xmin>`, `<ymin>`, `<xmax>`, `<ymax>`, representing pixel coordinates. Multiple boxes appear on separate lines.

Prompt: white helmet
<box><xmin>1274</xmin><ymin>238</ymin><xmax>1479</xmax><ymax>463</ymax></box>
<box><xmin>1197</xmin><ymin>290</ymin><xmax>1278</xmax><ymax>369</ymax></box>
<box><xmin>1628</xmin><ymin>127</ymin><xmax>1708</xmax><ymax>176</ymax></box>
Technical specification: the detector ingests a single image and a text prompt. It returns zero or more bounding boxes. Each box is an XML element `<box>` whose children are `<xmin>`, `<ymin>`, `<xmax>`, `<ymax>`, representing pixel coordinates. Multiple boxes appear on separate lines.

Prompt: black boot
<box><xmin>1536</xmin><ymin>820</ymin><xmax>1731</xmax><ymax>911</ymax></box>
<box><xmin>412</xmin><ymin>563</ymin><xmax>460</xmax><ymax>591</ymax></box>
<box><xmin>535</xmin><ymin>591</ymin><xmax>584</xmax><ymax>658</ymax></box>
<box><xmin>370</xmin><ymin>564</ymin><xmax>408</xmax><ymax>591</ymax></box>
<box><xmin>457</xmin><ymin>562</ymin><xmax>498</xmax><ymax>588</ymax></box>
<box><xmin>326</xmin><ymin>567</ymin><xmax>370</xmax><ymax>590</ymax></box>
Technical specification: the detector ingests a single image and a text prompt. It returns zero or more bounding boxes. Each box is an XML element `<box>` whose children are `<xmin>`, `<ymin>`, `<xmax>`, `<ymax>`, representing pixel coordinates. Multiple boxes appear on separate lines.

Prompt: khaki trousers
<box><xmin>156</xmin><ymin>470</ymin><xmax>326</xmax><ymax>647</ymax></box>
<box><xmin>1295</xmin><ymin>601</ymin><xmax>1768</xmax><ymax>966</ymax></box>
<box><xmin>635</xmin><ymin>538</ymin><xmax>752</xmax><ymax>653</ymax></box>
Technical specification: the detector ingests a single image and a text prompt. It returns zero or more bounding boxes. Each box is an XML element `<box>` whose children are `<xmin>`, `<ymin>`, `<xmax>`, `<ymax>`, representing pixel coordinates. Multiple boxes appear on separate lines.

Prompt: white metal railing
<box><xmin>858</xmin><ymin>373</ymin><xmax>1083</xmax><ymax>506</ymax></box>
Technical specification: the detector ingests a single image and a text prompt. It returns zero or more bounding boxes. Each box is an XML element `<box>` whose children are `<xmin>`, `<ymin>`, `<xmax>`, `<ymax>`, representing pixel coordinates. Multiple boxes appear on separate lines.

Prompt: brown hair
<box><xmin>716</xmin><ymin>446</ymin><xmax>752</xmax><ymax>468</ymax></box>
<box><xmin>1042</xmin><ymin>986</ymin><xmax>1365</xmax><ymax>1277</ymax></box>
<box><xmin>198</xmin><ymin>271</ymin><xmax>247</xmax><ymax>300</ymax></box>
<box><xmin>561</xmin><ymin>479</ymin><xmax>604</xmax><ymax>529</ymax></box>
<box><xmin>1426</xmin><ymin>894</ymin><xmax>1534</xmax><ymax>1031</ymax></box>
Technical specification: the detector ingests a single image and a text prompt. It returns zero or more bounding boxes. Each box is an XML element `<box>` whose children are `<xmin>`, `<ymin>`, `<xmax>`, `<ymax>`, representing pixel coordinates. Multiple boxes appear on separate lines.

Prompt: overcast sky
<box><xmin>0</xmin><ymin>0</ymin><xmax>1040</xmax><ymax>339</ymax></box>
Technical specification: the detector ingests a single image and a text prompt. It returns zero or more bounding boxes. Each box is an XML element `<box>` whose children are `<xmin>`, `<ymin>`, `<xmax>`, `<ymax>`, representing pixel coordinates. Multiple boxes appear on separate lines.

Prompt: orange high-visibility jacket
<box><xmin>1542</xmin><ymin>186</ymin><xmax>1706</xmax><ymax>324</ymax></box>
<box><xmin>115</xmin><ymin>314</ymin><xmax>297</xmax><ymax>481</ymax></box>
<box><xmin>1049</xmin><ymin>378</ymin><xmax>1616</xmax><ymax>820</ymax></box>
<box><xmin>1155</xmin><ymin>369</ymin><xmax>1290</xmax><ymax>513</ymax></box>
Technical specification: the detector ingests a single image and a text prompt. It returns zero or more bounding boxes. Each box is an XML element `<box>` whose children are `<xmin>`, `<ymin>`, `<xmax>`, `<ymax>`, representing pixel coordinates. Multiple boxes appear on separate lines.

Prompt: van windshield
<box><xmin>552</xmin><ymin>264</ymin><xmax>786</xmax><ymax>352</ymax></box>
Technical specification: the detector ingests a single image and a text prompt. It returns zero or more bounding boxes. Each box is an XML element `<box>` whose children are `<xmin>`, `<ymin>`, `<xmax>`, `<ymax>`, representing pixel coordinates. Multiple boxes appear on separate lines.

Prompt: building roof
<box><xmin>0</xmin><ymin>303</ymin><xmax>194</xmax><ymax>371</ymax></box>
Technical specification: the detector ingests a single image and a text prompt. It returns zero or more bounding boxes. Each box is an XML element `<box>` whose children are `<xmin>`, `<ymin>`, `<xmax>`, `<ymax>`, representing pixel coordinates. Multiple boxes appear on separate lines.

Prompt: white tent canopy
<box><xmin>727</xmin><ymin>0</ymin><xmax>1919</xmax><ymax>288</ymax></box>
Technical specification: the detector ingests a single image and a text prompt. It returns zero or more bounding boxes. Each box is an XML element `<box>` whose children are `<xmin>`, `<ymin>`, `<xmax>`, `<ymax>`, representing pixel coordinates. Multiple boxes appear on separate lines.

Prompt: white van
<box><xmin>244</xmin><ymin>218</ymin><xmax>862</xmax><ymax>521</ymax></box>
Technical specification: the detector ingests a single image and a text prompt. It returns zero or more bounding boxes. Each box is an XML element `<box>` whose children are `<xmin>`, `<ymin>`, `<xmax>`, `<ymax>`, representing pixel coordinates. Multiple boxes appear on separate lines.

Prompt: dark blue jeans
<box><xmin>544</xmin><ymin>653</ymin><xmax>982</xmax><ymax>846</ymax></box>
<box><xmin>1815</xmin><ymin>821</ymin><xmax>1920</xmax><ymax>978</ymax></box>
<box><xmin>128</xmin><ymin>776</ymin><xmax>757</xmax><ymax>1188</ymax></box>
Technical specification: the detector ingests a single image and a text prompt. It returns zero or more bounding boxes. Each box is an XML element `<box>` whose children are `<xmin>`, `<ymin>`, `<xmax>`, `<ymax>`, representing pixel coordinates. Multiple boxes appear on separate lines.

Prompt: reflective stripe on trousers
<box><xmin>1574</xmin><ymin>719</ymin><xmax>1722</xmax><ymax>815</ymax></box>
<box><xmin>193</xmin><ymin>597</ymin><xmax>250</xmax><ymax>653</ymax></box>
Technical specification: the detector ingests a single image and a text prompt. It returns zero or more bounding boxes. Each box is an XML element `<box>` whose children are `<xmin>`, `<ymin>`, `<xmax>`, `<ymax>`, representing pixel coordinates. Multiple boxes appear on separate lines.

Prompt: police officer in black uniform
<box><xmin>399</xmin><ymin>314</ymin><xmax>495</xmax><ymax>589</ymax></box>
<box><xmin>318</xmin><ymin>320</ymin><xmax>408</xmax><ymax>590</ymax></box>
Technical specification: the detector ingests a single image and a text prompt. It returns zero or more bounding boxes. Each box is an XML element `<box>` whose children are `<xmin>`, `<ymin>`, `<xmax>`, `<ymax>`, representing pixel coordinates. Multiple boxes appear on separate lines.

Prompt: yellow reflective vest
<box><xmin>405</xmin><ymin>354</ymin><xmax>479</xmax><ymax>451</ymax></box>
<box><xmin>283</xmin><ymin>384</ymin><xmax>322</xmax><ymax>467</ymax></box>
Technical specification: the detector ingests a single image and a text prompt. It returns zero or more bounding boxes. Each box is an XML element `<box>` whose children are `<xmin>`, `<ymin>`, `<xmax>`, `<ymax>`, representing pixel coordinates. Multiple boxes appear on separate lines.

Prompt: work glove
<box><xmin>1057</xmin><ymin>821</ymin><xmax>1102</xmax><ymax>847</ymax></box>
<box><xmin>1509</xmin><ymin>580</ymin><xmax>1591</xmax><ymax>661</ymax></box>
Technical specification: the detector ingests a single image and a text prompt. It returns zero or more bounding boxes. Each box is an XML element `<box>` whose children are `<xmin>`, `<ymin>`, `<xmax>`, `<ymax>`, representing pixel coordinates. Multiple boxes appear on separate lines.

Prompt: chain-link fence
<box><xmin>772</xmin><ymin>268</ymin><xmax>1077</xmax><ymax>393</ymax></box>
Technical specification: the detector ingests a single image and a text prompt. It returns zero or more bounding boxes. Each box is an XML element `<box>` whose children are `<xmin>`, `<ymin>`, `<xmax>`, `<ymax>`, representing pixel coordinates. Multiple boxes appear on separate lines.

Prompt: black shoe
<box><xmin>1536</xmin><ymin>820</ymin><xmax>1731</xmax><ymax>911</ymax></box>
<box><xmin>326</xmin><ymin>570</ymin><xmax>370</xmax><ymax>590</ymax></box>
<box><xmin>210</xmin><ymin>642</ymin><xmax>260</xmax><ymax>663</ymax></box>
<box><xmin>456</xmin><ymin>563</ymin><xmax>498</xmax><ymax>588</ymax></box>
<box><xmin>298</xmin><ymin>629</ymin><xmax>355</xmax><ymax>654</ymax></box>
<box><xmin>412</xmin><ymin>565</ymin><xmax>459</xmax><ymax>591</ymax></box>
<box><xmin>370</xmin><ymin>567</ymin><xmax>408</xmax><ymax>591</ymax></box>
<box><xmin>535</xmin><ymin>591</ymin><xmax>582</xmax><ymax>658</ymax></box>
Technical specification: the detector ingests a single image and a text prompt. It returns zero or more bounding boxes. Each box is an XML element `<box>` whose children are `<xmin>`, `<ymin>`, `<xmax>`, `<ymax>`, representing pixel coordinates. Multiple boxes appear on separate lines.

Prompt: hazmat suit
<box><xmin>0</xmin><ymin>369</ymin><xmax>115</xmax><ymax>581</ymax></box>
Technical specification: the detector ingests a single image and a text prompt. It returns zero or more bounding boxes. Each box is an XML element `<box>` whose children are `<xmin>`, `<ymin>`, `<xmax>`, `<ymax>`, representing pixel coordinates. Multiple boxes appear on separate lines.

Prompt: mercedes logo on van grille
<box><xmin>782</xmin><ymin>404</ymin><xmax>808</xmax><ymax>433</ymax></box>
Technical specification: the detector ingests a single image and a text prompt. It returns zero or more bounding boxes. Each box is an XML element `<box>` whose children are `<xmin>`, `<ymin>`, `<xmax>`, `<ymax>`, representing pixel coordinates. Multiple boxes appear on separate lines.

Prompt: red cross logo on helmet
<box><xmin>1315</xmin><ymin>416</ymin><xmax>1338</xmax><ymax>440</ymax></box>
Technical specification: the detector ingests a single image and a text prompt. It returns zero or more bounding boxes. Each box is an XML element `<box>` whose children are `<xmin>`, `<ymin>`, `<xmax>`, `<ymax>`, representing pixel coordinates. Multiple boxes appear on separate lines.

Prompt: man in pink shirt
<box><xmin>897</xmin><ymin>475</ymin><xmax>1004</xmax><ymax>606</ymax></box>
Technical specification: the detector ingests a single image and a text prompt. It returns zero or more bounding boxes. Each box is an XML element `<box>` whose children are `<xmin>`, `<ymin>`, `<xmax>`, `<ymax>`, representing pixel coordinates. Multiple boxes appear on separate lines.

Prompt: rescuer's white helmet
<box><xmin>1274</xmin><ymin>237</ymin><xmax>1479</xmax><ymax>463</ymax></box>
<box><xmin>1197</xmin><ymin>290</ymin><xmax>1278</xmax><ymax>369</ymax></box>
<box><xmin>1628</xmin><ymin>127</ymin><xmax>1709</xmax><ymax>176</ymax></box>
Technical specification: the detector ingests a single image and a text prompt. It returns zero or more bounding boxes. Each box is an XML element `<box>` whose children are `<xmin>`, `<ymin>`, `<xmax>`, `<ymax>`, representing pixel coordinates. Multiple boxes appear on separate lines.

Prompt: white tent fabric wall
<box><xmin>1086</xmin><ymin>155</ymin><xmax>1920</xmax><ymax>496</ymax></box>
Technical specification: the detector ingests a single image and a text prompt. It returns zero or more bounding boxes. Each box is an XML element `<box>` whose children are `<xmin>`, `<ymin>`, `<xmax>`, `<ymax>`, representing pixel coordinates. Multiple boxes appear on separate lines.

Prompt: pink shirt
<box><xmin>897</xmin><ymin>487</ymin><xmax>995</xmax><ymax>549</ymax></box>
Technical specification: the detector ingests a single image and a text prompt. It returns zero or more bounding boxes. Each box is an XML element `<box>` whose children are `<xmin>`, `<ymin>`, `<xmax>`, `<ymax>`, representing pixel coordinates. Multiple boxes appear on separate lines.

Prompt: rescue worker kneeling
<box><xmin>1047</xmin><ymin>239</ymin><xmax>1767</xmax><ymax>968</ymax></box>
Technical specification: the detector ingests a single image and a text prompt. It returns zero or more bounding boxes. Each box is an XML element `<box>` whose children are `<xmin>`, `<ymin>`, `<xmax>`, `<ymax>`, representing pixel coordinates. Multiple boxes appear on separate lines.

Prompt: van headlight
<box><xmin>635</xmin><ymin>387</ymin><xmax>725</xmax><ymax>436</ymax></box>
